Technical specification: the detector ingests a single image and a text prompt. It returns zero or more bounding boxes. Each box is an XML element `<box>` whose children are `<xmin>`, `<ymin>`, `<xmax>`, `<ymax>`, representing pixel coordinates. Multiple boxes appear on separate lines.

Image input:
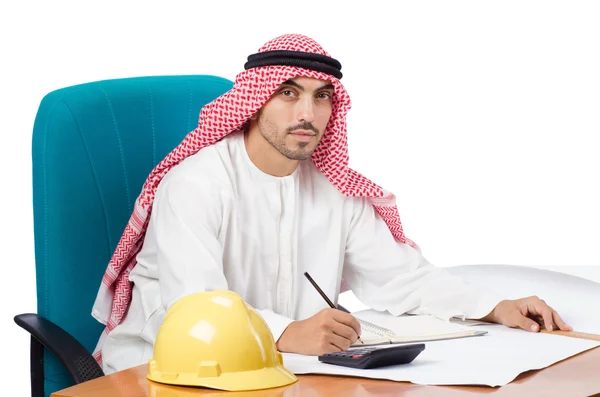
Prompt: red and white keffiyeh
<box><xmin>91</xmin><ymin>33</ymin><xmax>417</xmax><ymax>362</ymax></box>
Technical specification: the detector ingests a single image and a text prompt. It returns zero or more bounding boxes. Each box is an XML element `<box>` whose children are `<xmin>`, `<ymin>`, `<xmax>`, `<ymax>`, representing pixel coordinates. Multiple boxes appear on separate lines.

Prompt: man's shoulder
<box><xmin>303</xmin><ymin>162</ymin><xmax>369</xmax><ymax>205</ymax></box>
<box><xmin>158</xmin><ymin>137</ymin><xmax>236</xmax><ymax>197</ymax></box>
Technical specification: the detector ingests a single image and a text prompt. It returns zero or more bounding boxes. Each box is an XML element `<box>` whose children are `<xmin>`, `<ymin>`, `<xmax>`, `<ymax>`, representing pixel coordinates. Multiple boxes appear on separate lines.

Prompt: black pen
<box><xmin>303</xmin><ymin>272</ymin><xmax>364</xmax><ymax>345</ymax></box>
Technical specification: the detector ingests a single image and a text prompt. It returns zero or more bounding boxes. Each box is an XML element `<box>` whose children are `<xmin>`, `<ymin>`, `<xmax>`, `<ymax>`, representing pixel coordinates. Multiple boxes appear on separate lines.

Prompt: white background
<box><xmin>1</xmin><ymin>1</ymin><xmax>599</xmax><ymax>395</ymax></box>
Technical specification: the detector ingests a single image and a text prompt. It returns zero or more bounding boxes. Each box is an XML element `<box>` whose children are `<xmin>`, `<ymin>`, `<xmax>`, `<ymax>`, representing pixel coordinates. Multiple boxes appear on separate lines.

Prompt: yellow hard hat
<box><xmin>147</xmin><ymin>290</ymin><xmax>298</xmax><ymax>391</ymax></box>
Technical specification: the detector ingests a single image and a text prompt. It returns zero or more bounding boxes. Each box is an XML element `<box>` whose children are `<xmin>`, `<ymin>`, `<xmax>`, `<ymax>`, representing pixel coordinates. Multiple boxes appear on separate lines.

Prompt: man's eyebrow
<box><xmin>317</xmin><ymin>83</ymin><xmax>334</xmax><ymax>91</ymax></box>
<box><xmin>279</xmin><ymin>80</ymin><xmax>334</xmax><ymax>92</ymax></box>
<box><xmin>279</xmin><ymin>80</ymin><xmax>303</xmax><ymax>90</ymax></box>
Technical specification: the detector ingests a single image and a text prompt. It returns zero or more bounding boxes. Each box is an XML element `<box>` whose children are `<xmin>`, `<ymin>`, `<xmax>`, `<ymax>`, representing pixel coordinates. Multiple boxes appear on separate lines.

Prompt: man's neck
<box><xmin>243</xmin><ymin>130</ymin><xmax>299</xmax><ymax>177</ymax></box>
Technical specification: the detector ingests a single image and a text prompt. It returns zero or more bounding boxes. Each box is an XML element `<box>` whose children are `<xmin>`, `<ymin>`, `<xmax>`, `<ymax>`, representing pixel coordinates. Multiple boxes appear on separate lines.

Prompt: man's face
<box><xmin>254</xmin><ymin>77</ymin><xmax>334</xmax><ymax>160</ymax></box>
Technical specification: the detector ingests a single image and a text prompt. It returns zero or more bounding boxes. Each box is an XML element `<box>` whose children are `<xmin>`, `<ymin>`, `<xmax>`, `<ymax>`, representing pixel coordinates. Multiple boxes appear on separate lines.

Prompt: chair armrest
<box><xmin>14</xmin><ymin>313</ymin><xmax>104</xmax><ymax>384</ymax></box>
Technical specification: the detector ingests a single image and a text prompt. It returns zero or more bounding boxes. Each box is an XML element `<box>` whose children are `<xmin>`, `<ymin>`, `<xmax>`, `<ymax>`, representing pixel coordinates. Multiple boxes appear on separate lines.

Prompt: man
<box><xmin>92</xmin><ymin>34</ymin><xmax>571</xmax><ymax>374</ymax></box>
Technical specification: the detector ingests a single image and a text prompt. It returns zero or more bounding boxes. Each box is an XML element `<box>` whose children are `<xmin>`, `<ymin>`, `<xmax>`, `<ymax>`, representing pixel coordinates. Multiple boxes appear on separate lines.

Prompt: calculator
<box><xmin>318</xmin><ymin>343</ymin><xmax>425</xmax><ymax>369</ymax></box>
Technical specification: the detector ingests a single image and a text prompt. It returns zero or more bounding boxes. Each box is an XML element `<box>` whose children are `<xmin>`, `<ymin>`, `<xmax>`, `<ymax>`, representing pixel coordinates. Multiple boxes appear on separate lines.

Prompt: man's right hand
<box><xmin>275</xmin><ymin>308</ymin><xmax>362</xmax><ymax>355</ymax></box>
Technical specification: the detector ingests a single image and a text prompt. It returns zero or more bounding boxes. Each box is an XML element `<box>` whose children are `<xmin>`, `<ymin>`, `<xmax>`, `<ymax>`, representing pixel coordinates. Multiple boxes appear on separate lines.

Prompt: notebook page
<box><xmin>357</xmin><ymin>318</ymin><xmax>395</xmax><ymax>337</ymax></box>
<box><xmin>354</xmin><ymin>309</ymin><xmax>477</xmax><ymax>338</ymax></box>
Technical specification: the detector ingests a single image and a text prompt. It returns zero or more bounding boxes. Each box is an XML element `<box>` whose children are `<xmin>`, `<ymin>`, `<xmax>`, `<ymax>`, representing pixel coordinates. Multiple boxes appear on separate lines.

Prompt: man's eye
<box><xmin>317</xmin><ymin>92</ymin><xmax>332</xmax><ymax>100</ymax></box>
<box><xmin>281</xmin><ymin>90</ymin><xmax>295</xmax><ymax>97</ymax></box>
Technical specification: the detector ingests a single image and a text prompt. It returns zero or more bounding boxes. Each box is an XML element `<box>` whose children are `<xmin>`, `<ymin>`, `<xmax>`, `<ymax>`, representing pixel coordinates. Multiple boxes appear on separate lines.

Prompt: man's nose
<box><xmin>296</xmin><ymin>97</ymin><xmax>315</xmax><ymax>122</ymax></box>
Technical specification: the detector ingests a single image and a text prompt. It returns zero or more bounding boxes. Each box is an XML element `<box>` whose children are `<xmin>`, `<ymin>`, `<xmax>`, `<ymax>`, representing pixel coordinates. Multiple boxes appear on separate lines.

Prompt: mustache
<box><xmin>286</xmin><ymin>122</ymin><xmax>318</xmax><ymax>135</ymax></box>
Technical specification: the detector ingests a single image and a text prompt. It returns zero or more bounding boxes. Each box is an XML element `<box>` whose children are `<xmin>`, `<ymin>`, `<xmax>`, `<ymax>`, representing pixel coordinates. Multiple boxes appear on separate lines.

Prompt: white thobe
<box><xmin>100</xmin><ymin>130</ymin><xmax>504</xmax><ymax>374</ymax></box>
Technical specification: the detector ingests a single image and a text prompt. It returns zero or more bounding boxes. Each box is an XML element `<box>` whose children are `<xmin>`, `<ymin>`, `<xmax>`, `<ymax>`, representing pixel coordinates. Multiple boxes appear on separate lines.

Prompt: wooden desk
<box><xmin>53</xmin><ymin>344</ymin><xmax>600</xmax><ymax>397</ymax></box>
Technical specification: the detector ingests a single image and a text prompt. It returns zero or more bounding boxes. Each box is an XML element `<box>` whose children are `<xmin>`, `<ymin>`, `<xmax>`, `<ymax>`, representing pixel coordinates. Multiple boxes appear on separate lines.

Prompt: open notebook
<box><xmin>351</xmin><ymin>309</ymin><xmax>488</xmax><ymax>347</ymax></box>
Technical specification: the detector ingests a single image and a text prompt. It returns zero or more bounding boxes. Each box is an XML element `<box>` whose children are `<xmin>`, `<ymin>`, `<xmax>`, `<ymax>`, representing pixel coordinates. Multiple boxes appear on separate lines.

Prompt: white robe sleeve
<box><xmin>152</xmin><ymin>175</ymin><xmax>293</xmax><ymax>341</ymax></box>
<box><xmin>342</xmin><ymin>197</ymin><xmax>505</xmax><ymax>321</ymax></box>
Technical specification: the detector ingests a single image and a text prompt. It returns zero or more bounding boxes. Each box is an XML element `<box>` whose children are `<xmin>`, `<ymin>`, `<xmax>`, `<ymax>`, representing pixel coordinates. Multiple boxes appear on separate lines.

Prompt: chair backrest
<box><xmin>31</xmin><ymin>75</ymin><xmax>233</xmax><ymax>396</ymax></box>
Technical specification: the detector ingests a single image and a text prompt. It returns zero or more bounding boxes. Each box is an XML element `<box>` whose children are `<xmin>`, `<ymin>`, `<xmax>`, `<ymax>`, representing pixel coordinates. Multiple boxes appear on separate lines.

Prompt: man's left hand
<box><xmin>481</xmin><ymin>296</ymin><xmax>573</xmax><ymax>332</ymax></box>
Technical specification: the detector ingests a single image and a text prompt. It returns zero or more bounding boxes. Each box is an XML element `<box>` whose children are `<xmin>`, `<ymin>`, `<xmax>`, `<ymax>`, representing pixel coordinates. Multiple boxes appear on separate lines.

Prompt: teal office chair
<box><xmin>14</xmin><ymin>75</ymin><xmax>233</xmax><ymax>397</ymax></box>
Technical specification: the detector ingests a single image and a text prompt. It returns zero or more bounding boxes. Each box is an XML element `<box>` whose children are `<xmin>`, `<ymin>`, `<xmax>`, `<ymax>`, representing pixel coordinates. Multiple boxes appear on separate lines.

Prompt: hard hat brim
<box><xmin>147</xmin><ymin>365</ymin><xmax>298</xmax><ymax>391</ymax></box>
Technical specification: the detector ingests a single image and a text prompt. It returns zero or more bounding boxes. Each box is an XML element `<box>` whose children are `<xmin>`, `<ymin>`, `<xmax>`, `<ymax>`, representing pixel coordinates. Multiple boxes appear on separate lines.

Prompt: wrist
<box><xmin>481</xmin><ymin>300</ymin><xmax>506</xmax><ymax>323</ymax></box>
<box><xmin>275</xmin><ymin>321</ymin><xmax>297</xmax><ymax>352</ymax></box>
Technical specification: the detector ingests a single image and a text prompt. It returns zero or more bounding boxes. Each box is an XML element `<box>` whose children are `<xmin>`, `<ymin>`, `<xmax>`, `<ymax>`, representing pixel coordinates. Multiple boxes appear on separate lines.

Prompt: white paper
<box><xmin>282</xmin><ymin>324</ymin><xmax>600</xmax><ymax>387</ymax></box>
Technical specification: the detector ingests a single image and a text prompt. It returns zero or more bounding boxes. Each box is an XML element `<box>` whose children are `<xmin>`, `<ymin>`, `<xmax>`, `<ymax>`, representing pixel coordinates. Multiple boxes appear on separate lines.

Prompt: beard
<box><xmin>257</xmin><ymin>116</ymin><xmax>321</xmax><ymax>161</ymax></box>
